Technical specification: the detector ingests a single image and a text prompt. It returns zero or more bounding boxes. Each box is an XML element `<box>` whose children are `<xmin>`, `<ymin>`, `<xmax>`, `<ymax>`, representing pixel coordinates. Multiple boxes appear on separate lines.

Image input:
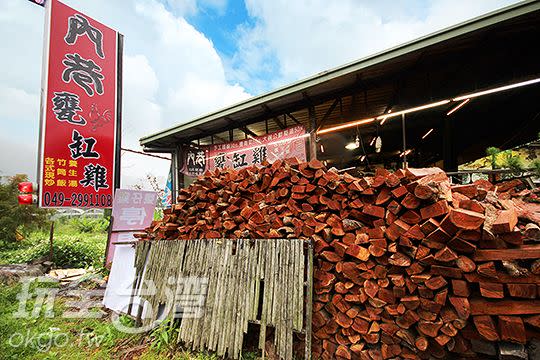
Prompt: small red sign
<box><xmin>38</xmin><ymin>0</ymin><xmax>121</xmax><ymax>208</ymax></box>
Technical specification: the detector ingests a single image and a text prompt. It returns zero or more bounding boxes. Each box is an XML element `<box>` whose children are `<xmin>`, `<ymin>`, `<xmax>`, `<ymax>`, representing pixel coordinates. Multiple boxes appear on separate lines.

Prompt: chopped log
<box><xmin>388</xmin><ymin>253</ymin><xmax>411</xmax><ymax>267</ymax></box>
<box><xmin>396</xmin><ymin>310</ymin><xmax>420</xmax><ymax>329</ymax></box>
<box><xmin>336</xmin><ymin>312</ymin><xmax>354</xmax><ymax>328</ymax></box>
<box><xmin>452</xmin><ymin>184</ymin><xmax>478</xmax><ymax>198</ymax></box>
<box><xmin>417</xmin><ymin>320</ymin><xmax>443</xmax><ymax>337</ymax></box>
<box><xmin>473</xmin><ymin>245</ymin><xmax>540</xmax><ymax>261</ymax></box>
<box><xmin>431</xmin><ymin>265</ymin><xmax>463</xmax><ymax>279</ymax></box>
<box><xmin>335</xmin><ymin>345</ymin><xmax>352</xmax><ymax>359</ymax></box>
<box><xmin>400</xmin><ymin>210</ymin><xmax>422</xmax><ymax>225</ymax></box>
<box><xmin>498</xmin><ymin>316</ymin><xmax>526</xmax><ymax>344</ymax></box>
<box><xmin>507</xmin><ymin>283</ymin><xmax>537</xmax><ymax>299</ymax></box>
<box><xmin>492</xmin><ymin>209</ymin><xmax>518</xmax><ymax>234</ymax></box>
<box><xmin>456</xmin><ymin>255</ymin><xmax>476</xmax><ymax>273</ymax></box>
<box><xmin>405</xmin><ymin>167</ymin><xmax>444</xmax><ymax>180</ymax></box>
<box><xmin>415</xmin><ymin>336</ymin><xmax>429</xmax><ymax>351</ymax></box>
<box><xmin>391</xmin><ymin>185</ymin><xmax>408</xmax><ymax>199</ymax></box>
<box><xmin>440</xmin><ymin>322</ymin><xmax>458</xmax><ymax>337</ymax></box>
<box><xmin>345</xmin><ymin>244</ymin><xmax>370</xmax><ymax>261</ymax></box>
<box><xmin>401</xmin><ymin>193</ymin><xmax>421</xmax><ymax>210</ymax></box>
<box><xmin>452</xmin><ymin>279</ymin><xmax>470</xmax><ymax>297</ymax></box>
<box><xmin>477</xmin><ymin>262</ymin><xmax>498</xmax><ymax>279</ymax></box>
<box><xmin>499</xmin><ymin>229</ymin><xmax>523</xmax><ymax>245</ymax></box>
<box><xmin>433</xmin><ymin>247</ymin><xmax>458</xmax><ymax>262</ymax></box>
<box><xmin>465</xmin><ymin>272</ymin><xmax>540</xmax><ymax>284</ymax></box>
<box><xmin>449</xmin><ymin>296</ymin><xmax>470</xmax><ymax>319</ymax></box>
<box><xmin>420</xmin><ymin>200</ymin><xmax>450</xmax><ymax>220</ymax></box>
<box><xmin>524</xmin><ymin>223</ymin><xmax>540</xmax><ymax>240</ymax></box>
<box><xmin>414</xmin><ymin>172</ymin><xmax>451</xmax><ymax>201</ymax></box>
<box><xmin>470</xmin><ymin>299</ymin><xmax>540</xmax><ymax>315</ymax></box>
<box><xmin>479</xmin><ymin>282</ymin><xmax>504</xmax><ymax>298</ymax></box>
<box><xmin>425</xmin><ymin>276</ymin><xmax>448</xmax><ymax>290</ymax></box>
<box><xmin>473</xmin><ymin>315</ymin><xmax>499</xmax><ymax>341</ymax></box>
<box><xmin>352</xmin><ymin>318</ymin><xmax>369</xmax><ymax>334</ymax></box>
<box><xmin>449</xmin><ymin>208</ymin><xmax>485</xmax><ymax>230</ymax></box>
<box><xmin>524</xmin><ymin>314</ymin><xmax>540</xmax><ymax>328</ymax></box>
<box><xmin>362</xmin><ymin>204</ymin><xmax>385</xmax><ymax>219</ymax></box>
<box><xmin>321</xmin><ymin>251</ymin><xmax>342</xmax><ymax>263</ymax></box>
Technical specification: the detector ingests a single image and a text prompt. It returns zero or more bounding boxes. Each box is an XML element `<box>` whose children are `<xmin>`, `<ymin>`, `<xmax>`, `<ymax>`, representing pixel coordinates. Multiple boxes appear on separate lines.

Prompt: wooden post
<box><xmin>308</xmin><ymin>106</ymin><xmax>317</xmax><ymax>161</ymax></box>
<box><xmin>402</xmin><ymin>113</ymin><xmax>407</xmax><ymax>168</ymax></box>
<box><xmin>48</xmin><ymin>221</ymin><xmax>54</xmax><ymax>261</ymax></box>
<box><xmin>103</xmin><ymin>216</ymin><xmax>114</xmax><ymax>268</ymax></box>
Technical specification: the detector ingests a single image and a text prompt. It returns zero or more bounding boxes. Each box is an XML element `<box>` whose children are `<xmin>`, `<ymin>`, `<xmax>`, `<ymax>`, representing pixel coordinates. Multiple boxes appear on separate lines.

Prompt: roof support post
<box><xmin>401</xmin><ymin>114</ymin><xmax>407</xmax><ymax>168</ymax></box>
<box><xmin>308</xmin><ymin>105</ymin><xmax>317</xmax><ymax>161</ymax></box>
<box><xmin>443</xmin><ymin>113</ymin><xmax>457</xmax><ymax>172</ymax></box>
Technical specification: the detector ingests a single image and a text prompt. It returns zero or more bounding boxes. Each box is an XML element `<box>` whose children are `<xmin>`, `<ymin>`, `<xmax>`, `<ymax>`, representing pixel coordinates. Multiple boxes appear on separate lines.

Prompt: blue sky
<box><xmin>0</xmin><ymin>0</ymin><xmax>520</xmax><ymax>187</ymax></box>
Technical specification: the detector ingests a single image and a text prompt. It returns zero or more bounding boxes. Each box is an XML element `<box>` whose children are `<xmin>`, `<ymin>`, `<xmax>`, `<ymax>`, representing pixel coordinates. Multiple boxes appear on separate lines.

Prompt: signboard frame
<box><xmin>37</xmin><ymin>0</ymin><xmax>123</xmax><ymax>208</ymax></box>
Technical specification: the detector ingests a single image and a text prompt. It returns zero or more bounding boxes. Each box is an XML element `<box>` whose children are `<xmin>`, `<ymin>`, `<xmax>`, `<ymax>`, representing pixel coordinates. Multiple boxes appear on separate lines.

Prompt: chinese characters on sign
<box><xmin>180</xmin><ymin>126</ymin><xmax>307</xmax><ymax>176</ymax></box>
<box><xmin>181</xmin><ymin>147</ymin><xmax>207</xmax><ymax>176</ymax></box>
<box><xmin>106</xmin><ymin>189</ymin><xmax>157</xmax><ymax>266</ymax></box>
<box><xmin>38</xmin><ymin>0</ymin><xmax>121</xmax><ymax>208</ymax></box>
<box><xmin>207</xmin><ymin>125</ymin><xmax>307</xmax><ymax>172</ymax></box>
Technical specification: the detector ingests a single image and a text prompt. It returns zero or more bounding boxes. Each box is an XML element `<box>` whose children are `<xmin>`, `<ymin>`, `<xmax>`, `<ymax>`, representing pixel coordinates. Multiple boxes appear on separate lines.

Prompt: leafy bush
<box><xmin>2</xmin><ymin>232</ymin><xmax>106</xmax><ymax>268</ymax></box>
<box><xmin>72</xmin><ymin>217</ymin><xmax>109</xmax><ymax>233</ymax></box>
<box><xmin>503</xmin><ymin>152</ymin><xmax>524</xmax><ymax>172</ymax></box>
<box><xmin>533</xmin><ymin>159</ymin><xmax>540</xmax><ymax>177</ymax></box>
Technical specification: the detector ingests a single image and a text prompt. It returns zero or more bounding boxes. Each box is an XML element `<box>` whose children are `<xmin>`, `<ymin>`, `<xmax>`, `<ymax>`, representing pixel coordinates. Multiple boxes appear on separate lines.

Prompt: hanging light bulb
<box><xmin>375</xmin><ymin>136</ymin><xmax>382</xmax><ymax>153</ymax></box>
<box><xmin>345</xmin><ymin>135</ymin><xmax>360</xmax><ymax>150</ymax></box>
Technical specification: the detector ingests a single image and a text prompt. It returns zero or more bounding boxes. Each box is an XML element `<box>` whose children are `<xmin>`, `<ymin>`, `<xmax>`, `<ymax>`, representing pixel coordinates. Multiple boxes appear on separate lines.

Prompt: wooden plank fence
<box><xmin>133</xmin><ymin>239</ymin><xmax>313</xmax><ymax>360</ymax></box>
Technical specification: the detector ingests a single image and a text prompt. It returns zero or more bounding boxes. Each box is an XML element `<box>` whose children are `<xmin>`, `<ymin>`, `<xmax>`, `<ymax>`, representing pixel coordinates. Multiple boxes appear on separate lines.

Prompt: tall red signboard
<box><xmin>38</xmin><ymin>0</ymin><xmax>122</xmax><ymax>208</ymax></box>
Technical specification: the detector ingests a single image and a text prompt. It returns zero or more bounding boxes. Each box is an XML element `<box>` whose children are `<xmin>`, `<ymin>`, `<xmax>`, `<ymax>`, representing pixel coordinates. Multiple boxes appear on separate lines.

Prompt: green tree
<box><xmin>0</xmin><ymin>174</ymin><xmax>51</xmax><ymax>243</ymax></box>
<box><xmin>485</xmin><ymin>147</ymin><xmax>501</xmax><ymax>169</ymax></box>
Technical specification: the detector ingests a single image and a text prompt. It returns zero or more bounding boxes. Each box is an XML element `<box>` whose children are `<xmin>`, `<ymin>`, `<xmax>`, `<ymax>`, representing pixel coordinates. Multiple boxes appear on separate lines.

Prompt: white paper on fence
<box><xmin>103</xmin><ymin>244</ymin><xmax>148</xmax><ymax>317</ymax></box>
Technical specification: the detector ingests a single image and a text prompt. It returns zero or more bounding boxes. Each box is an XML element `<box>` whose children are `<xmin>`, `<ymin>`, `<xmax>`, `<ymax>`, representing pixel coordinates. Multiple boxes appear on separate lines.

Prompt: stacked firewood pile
<box><xmin>137</xmin><ymin>159</ymin><xmax>540</xmax><ymax>359</ymax></box>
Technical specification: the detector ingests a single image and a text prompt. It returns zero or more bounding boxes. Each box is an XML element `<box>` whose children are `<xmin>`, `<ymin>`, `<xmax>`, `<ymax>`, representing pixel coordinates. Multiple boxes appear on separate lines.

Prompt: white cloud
<box><xmin>0</xmin><ymin>136</ymin><xmax>37</xmax><ymax>181</ymax></box>
<box><xmin>0</xmin><ymin>86</ymin><xmax>39</xmax><ymax>123</ymax></box>
<box><xmin>232</xmin><ymin>0</ymin><xmax>520</xmax><ymax>92</ymax></box>
<box><xmin>122</xmin><ymin>54</ymin><xmax>162</xmax><ymax>149</ymax></box>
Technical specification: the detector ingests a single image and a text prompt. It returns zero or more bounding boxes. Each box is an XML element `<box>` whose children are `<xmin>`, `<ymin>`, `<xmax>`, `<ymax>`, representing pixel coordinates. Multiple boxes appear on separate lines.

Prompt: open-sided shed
<box><xmin>140</xmin><ymin>0</ymin><xmax>540</xmax><ymax>197</ymax></box>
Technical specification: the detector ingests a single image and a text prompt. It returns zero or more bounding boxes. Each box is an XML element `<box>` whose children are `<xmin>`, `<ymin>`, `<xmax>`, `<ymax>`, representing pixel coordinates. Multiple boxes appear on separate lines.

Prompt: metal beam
<box><xmin>273</xmin><ymin>116</ymin><xmax>286</xmax><ymax>129</ymax></box>
<box><xmin>286</xmin><ymin>113</ymin><xmax>301</xmax><ymax>125</ymax></box>
<box><xmin>240</xmin><ymin>126</ymin><xmax>258</xmax><ymax>138</ymax></box>
<box><xmin>317</xmin><ymin>98</ymin><xmax>340</xmax><ymax>130</ymax></box>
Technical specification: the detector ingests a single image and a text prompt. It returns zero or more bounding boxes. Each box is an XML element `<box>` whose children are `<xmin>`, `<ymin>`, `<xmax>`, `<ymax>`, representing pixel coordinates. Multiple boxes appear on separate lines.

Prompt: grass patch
<box><xmin>0</xmin><ymin>232</ymin><xmax>106</xmax><ymax>268</ymax></box>
<box><xmin>0</xmin><ymin>281</ymin><xmax>261</xmax><ymax>359</ymax></box>
<box><xmin>0</xmin><ymin>218</ymin><xmax>108</xmax><ymax>268</ymax></box>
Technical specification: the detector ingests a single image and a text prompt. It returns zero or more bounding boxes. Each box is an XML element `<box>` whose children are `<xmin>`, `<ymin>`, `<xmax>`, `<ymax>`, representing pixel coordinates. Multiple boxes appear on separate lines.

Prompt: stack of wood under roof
<box><xmin>137</xmin><ymin>159</ymin><xmax>540</xmax><ymax>359</ymax></box>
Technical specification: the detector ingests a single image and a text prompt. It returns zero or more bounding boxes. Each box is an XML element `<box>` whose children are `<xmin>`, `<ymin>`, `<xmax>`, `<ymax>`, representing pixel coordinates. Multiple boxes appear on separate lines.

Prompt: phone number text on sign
<box><xmin>42</xmin><ymin>191</ymin><xmax>113</xmax><ymax>207</ymax></box>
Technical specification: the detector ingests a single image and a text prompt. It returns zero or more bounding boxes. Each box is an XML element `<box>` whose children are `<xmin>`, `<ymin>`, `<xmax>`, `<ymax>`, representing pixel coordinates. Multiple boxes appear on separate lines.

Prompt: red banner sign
<box><xmin>38</xmin><ymin>0</ymin><xmax>121</xmax><ymax>208</ymax></box>
<box><xmin>181</xmin><ymin>125</ymin><xmax>308</xmax><ymax>176</ymax></box>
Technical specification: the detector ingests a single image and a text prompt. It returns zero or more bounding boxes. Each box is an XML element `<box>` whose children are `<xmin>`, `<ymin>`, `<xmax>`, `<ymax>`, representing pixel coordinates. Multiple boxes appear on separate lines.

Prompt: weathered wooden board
<box><xmin>470</xmin><ymin>299</ymin><xmax>540</xmax><ymax>315</ymax></box>
<box><xmin>134</xmin><ymin>239</ymin><xmax>311</xmax><ymax>360</ymax></box>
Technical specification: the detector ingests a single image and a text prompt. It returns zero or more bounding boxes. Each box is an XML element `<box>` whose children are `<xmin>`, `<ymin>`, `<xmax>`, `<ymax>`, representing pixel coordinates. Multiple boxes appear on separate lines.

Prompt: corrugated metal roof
<box><xmin>140</xmin><ymin>0</ymin><xmax>540</xmax><ymax>149</ymax></box>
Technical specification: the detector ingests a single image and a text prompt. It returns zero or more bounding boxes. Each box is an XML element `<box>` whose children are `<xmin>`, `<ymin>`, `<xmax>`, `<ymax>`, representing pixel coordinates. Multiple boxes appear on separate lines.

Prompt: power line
<box><xmin>121</xmin><ymin>148</ymin><xmax>171</xmax><ymax>160</ymax></box>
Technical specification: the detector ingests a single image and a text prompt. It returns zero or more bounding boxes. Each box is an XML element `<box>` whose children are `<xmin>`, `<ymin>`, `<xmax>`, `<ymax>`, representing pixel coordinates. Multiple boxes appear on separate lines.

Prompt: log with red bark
<box><xmin>136</xmin><ymin>160</ymin><xmax>540</xmax><ymax>359</ymax></box>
